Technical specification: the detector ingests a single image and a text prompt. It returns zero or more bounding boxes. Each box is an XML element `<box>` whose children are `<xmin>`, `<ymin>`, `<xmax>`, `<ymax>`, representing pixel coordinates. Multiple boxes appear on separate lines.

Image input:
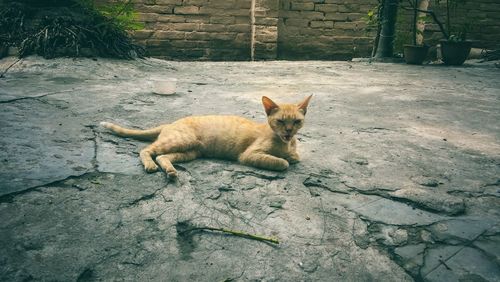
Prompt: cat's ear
<box><xmin>262</xmin><ymin>96</ymin><xmax>279</xmax><ymax>116</ymax></box>
<box><xmin>297</xmin><ymin>95</ymin><xmax>313</xmax><ymax>115</ymax></box>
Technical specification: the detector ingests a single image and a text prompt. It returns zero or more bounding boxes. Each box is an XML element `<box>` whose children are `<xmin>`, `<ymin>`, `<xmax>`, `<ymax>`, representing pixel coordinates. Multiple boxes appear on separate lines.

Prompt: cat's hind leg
<box><xmin>140</xmin><ymin>145</ymin><xmax>160</xmax><ymax>173</ymax></box>
<box><xmin>140</xmin><ymin>124</ymin><xmax>201</xmax><ymax>174</ymax></box>
<box><xmin>156</xmin><ymin>151</ymin><xmax>199</xmax><ymax>178</ymax></box>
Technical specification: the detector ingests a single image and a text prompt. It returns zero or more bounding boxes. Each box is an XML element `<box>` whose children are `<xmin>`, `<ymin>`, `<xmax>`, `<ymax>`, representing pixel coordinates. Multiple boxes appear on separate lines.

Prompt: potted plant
<box><xmin>438</xmin><ymin>0</ymin><xmax>472</xmax><ymax>65</ymax></box>
<box><xmin>403</xmin><ymin>0</ymin><xmax>429</xmax><ymax>64</ymax></box>
<box><xmin>440</xmin><ymin>35</ymin><xmax>472</xmax><ymax>65</ymax></box>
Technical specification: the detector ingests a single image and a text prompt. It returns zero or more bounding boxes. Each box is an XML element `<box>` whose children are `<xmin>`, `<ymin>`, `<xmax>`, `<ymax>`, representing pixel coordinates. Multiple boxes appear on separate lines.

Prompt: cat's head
<box><xmin>262</xmin><ymin>95</ymin><xmax>313</xmax><ymax>143</ymax></box>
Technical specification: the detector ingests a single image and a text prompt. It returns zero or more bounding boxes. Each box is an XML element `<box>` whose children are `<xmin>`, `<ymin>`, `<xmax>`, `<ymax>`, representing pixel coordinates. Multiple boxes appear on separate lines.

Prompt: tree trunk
<box><xmin>374</xmin><ymin>0</ymin><xmax>399</xmax><ymax>58</ymax></box>
<box><xmin>416</xmin><ymin>0</ymin><xmax>430</xmax><ymax>45</ymax></box>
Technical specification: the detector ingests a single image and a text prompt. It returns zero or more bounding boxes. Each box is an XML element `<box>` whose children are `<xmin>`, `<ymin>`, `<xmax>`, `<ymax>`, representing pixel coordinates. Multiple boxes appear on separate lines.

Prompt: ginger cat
<box><xmin>100</xmin><ymin>95</ymin><xmax>312</xmax><ymax>177</ymax></box>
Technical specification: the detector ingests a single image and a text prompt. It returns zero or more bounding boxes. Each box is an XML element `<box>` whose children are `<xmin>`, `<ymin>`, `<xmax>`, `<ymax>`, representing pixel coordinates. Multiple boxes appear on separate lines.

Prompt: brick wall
<box><xmin>422</xmin><ymin>1</ymin><xmax>500</xmax><ymax>50</ymax></box>
<box><xmin>131</xmin><ymin>0</ymin><xmax>252</xmax><ymax>60</ymax></box>
<box><xmin>129</xmin><ymin>0</ymin><xmax>378</xmax><ymax>60</ymax></box>
<box><xmin>253</xmin><ymin>0</ymin><xmax>280</xmax><ymax>60</ymax></box>
<box><xmin>471</xmin><ymin>1</ymin><xmax>500</xmax><ymax>49</ymax></box>
<box><xmin>277</xmin><ymin>0</ymin><xmax>377</xmax><ymax>60</ymax></box>
<box><xmin>124</xmin><ymin>0</ymin><xmax>499</xmax><ymax>60</ymax></box>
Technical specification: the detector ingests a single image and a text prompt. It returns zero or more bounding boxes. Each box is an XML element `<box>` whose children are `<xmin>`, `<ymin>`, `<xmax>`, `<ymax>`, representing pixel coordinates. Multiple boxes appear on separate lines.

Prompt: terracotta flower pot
<box><xmin>440</xmin><ymin>40</ymin><xmax>472</xmax><ymax>66</ymax></box>
<box><xmin>404</xmin><ymin>45</ymin><xmax>429</xmax><ymax>65</ymax></box>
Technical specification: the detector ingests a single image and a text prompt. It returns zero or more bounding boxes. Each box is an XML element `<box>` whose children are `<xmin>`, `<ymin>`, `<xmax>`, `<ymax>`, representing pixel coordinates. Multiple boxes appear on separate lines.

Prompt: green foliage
<box><xmin>365</xmin><ymin>0</ymin><xmax>475</xmax><ymax>55</ymax></box>
<box><xmin>0</xmin><ymin>0</ymin><xmax>145</xmax><ymax>59</ymax></box>
<box><xmin>418</xmin><ymin>15</ymin><xmax>432</xmax><ymax>23</ymax></box>
<box><xmin>363</xmin><ymin>9</ymin><xmax>379</xmax><ymax>33</ymax></box>
<box><xmin>393</xmin><ymin>8</ymin><xmax>412</xmax><ymax>54</ymax></box>
<box><xmin>78</xmin><ymin>0</ymin><xmax>145</xmax><ymax>31</ymax></box>
<box><xmin>434</xmin><ymin>0</ymin><xmax>470</xmax><ymax>40</ymax></box>
<box><xmin>19</xmin><ymin>15</ymin><xmax>144</xmax><ymax>59</ymax></box>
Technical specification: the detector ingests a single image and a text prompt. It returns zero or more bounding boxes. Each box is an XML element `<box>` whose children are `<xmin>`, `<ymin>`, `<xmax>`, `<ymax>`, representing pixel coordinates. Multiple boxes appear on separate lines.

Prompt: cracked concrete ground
<box><xmin>0</xmin><ymin>56</ymin><xmax>499</xmax><ymax>281</ymax></box>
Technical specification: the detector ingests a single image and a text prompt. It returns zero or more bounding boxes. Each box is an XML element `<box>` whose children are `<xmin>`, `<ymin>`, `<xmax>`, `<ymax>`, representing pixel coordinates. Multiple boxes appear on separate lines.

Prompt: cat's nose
<box><xmin>285</xmin><ymin>128</ymin><xmax>292</xmax><ymax>133</ymax></box>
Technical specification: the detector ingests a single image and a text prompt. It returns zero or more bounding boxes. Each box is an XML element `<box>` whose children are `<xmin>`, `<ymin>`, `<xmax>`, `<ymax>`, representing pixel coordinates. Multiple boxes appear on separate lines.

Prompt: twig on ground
<box><xmin>181</xmin><ymin>226</ymin><xmax>280</xmax><ymax>244</ymax></box>
<box><xmin>0</xmin><ymin>58</ymin><xmax>22</xmax><ymax>78</ymax></box>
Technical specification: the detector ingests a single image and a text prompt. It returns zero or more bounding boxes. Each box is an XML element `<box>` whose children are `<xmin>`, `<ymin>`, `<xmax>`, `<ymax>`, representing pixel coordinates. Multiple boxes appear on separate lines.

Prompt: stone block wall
<box><xmin>128</xmin><ymin>0</ymin><xmax>378</xmax><ymax>60</ymax></box>
<box><xmin>253</xmin><ymin>0</ymin><xmax>280</xmax><ymax>60</ymax></box>
<box><xmin>119</xmin><ymin>0</ymin><xmax>500</xmax><ymax>60</ymax></box>
<box><xmin>277</xmin><ymin>0</ymin><xmax>377</xmax><ymax>60</ymax></box>
<box><xmin>422</xmin><ymin>1</ymin><xmax>500</xmax><ymax>50</ymax></box>
<box><xmin>130</xmin><ymin>0</ymin><xmax>252</xmax><ymax>60</ymax></box>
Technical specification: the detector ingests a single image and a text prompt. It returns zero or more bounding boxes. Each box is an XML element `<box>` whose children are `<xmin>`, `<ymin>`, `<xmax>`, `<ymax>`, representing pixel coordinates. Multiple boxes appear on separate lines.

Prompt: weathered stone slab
<box><xmin>1</xmin><ymin>57</ymin><xmax>499</xmax><ymax>281</ymax></box>
<box><xmin>0</xmin><ymin>99</ymin><xmax>95</xmax><ymax>196</ymax></box>
<box><xmin>420</xmin><ymin>245</ymin><xmax>463</xmax><ymax>277</ymax></box>
<box><xmin>390</xmin><ymin>188</ymin><xmax>465</xmax><ymax>215</ymax></box>
<box><xmin>352</xmin><ymin>196</ymin><xmax>447</xmax><ymax>226</ymax></box>
<box><xmin>473</xmin><ymin>233</ymin><xmax>500</xmax><ymax>266</ymax></box>
<box><xmin>394</xmin><ymin>244</ymin><xmax>426</xmax><ymax>276</ymax></box>
<box><xmin>0</xmin><ymin>171</ymin><xmax>412</xmax><ymax>281</ymax></box>
<box><xmin>425</xmin><ymin>247</ymin><xmax>500</xmax><ymax>282</ymax></box>
<box><xmin>429</xmin><ymin>217</ymin><xmax>497</xmax><ymax>243</ymax></box>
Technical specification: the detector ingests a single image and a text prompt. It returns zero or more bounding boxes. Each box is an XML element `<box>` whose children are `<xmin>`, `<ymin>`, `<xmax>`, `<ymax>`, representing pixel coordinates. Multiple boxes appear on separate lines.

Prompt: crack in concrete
<box><xmin>438</xmin><ymin>258</ymin><xmax>452</xmax><ymax>270</ymax></box>
<box><xmin>0</xmin><ymin>172</ymin><xmax>98</xmax><ymax>203</ymax></box>
<box><xmin>387</xmin><ymin>194</ymin><xmax>465</xmax><ymax>216</ymax></box>
<box><xmin>119</xmin><ymin>187</ymin><xmax>164</xmax><ymax>209</ymax></box>
<box><xmin>357</xmin><ymin>218</ymin><xmax>500</xmax><ymax>281</ymax></box>
<box><xmin>422</xmin><ymin>224</ymin><xmax>498</xmax><ymax>279</ymax></box>
<box><xmin>318</xmin><ymin>198</ymin><xmax>328</xmax><ymax>243</ymax></box>
<box><xmin>416</xmin><ymin>243</ymin><xmax>432</xmax><ymax>280</ymax></box>
<box><xmin>447</xmin><ymin>189</ymin><xmax>500</xmax><ymax>199</ymax></box>
<box><xmin>421</xmin><ymin>245</ymin><xmax>463</xmax><ymax>278</ymax></box>
<box><xmin>303</xmin><ymin>176</ymin><xmax>350</xmax><ymax>195</ymax></box>
<box><xmin>225</xmin><ymin>269</ymin><xmax>246</xmax><ymax>281</ymax></box>
<box><xmin>372</xmin><ymin>246</ymin><xmax>418</xmax><ymax>280</ymax></box>
<box><xmin>352</xmin><ymin>218</ymin><xmax>439</xmax><ymax>281</ymax></box>
<box><xmin>121</xmin><ymin>261</ymin><xmax>143</xmax><ymax>267</ymax></box>
<box><xmin>297</xmin><ymin>171</ymin><xmax>477</xmax><ymax>280</ymax></box>
<box><xmin>231</xmin><ymin>170</ymin><xmax>285</xmax><ymax>181</ymax></box>
<box><xmin>471</xmin><ymin>241</ymin><xmax>500</xmax><ymax>269</ymax></box>
<box><xmin>353</xmin><ymin>127</ymin><xmax>396</xmax><ymax>134</ymax></box>
<box><xmin>342</xmin><ymin>181</ymin><xmax>465</xmax><ymax>216</ymax></box>
<box><xmin>84</xmin><ymin>125</ymin><xmax>99</xmax><ymax>172</ymax></box>
<box><xmin>0</xmin><ymin>89</ymin><xmax>77</xmax><ymax>104</ymax></box>
<box><xmin>353</xmin><ymin>218</ymin><xmax>437</xmax><ymax>263</ymax></box>
<box><xmin>0</xmin><ymin>122</ymin><xmax>103</xmax><ymax>201</ymax></box>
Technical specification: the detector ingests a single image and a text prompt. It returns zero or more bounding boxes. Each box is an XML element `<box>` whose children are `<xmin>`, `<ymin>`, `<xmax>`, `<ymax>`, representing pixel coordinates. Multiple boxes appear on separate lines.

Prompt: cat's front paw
<box><xmin>144</xmin><ymin>161</ymin><xmax>159</xmax><ymax>173</ymax></box>
<box><xmin>274</xmin><ymin>159</ymin><xmax>290</xmax><ymax>171</ymax></box>
<box><xmin>287</xmin><ymin>154</ymin><xmax>300</xmax><ymax>164</ymax></box>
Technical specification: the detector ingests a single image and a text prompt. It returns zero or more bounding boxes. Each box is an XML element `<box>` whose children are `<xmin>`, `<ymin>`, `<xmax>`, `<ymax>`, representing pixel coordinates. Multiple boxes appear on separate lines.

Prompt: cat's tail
<box><xmin>100</xmin><ymin>121</ymin><xmax>163</xmax><ymax>141</ymax></box>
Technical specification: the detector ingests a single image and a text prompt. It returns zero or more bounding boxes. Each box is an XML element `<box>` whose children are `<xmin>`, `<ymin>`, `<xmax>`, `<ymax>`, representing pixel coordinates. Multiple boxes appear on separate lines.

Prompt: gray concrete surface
<box><xmin>0</xmin><ymin>56</ymin><xmax>499</xmax><ymax>281</ymax></box>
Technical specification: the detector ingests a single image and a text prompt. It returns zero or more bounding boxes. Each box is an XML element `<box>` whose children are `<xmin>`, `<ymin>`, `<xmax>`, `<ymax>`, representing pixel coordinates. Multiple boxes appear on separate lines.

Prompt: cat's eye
<box><xmin>277</xmin><ymin>120</ymin><xmax>285</xmax><ymax>124</ymax></box>
<box><xmin>294</xmin><ymin>120</ymin><xmax>302</xmax><ymax>124</ymax></box>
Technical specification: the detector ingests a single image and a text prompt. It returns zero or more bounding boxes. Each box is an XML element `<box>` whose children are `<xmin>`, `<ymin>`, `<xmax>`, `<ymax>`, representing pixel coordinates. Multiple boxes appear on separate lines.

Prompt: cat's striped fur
<box><xmin>101</xmin><ymin>95</ymin><xmax>312</xmax><ymax>177</ymax></box>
